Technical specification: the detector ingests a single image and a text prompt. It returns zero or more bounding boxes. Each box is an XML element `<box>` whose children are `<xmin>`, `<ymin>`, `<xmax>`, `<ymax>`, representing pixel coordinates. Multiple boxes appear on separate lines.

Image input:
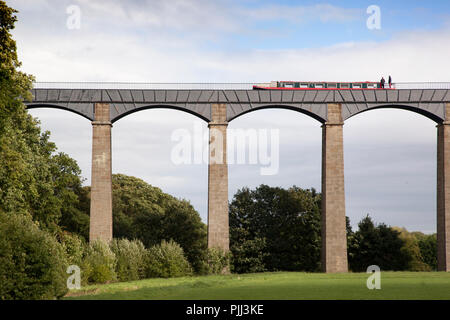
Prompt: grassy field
<box><xmin>65</xmin><ymin>272</ymin><xmax>450</xmax><ymax>300</ymax></box>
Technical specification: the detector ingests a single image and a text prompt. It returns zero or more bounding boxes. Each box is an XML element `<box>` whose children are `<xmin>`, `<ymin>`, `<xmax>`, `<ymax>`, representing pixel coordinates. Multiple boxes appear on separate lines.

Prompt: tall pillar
<box><xmin>89</xmin><ymin>103</ymin><xmax>113</xmax><ymax>243</ymax></box>
<box><xmin>321</xmin><ymin>103</ymin><xmax>348</xmax><ymax>273</ymax></box>
<box><xmin>207</xmin><ymin>103</ymin><xmax>229</xmax><ymax>251</ymax></box>
<box><xmin>437</xmin><ymin>102</ymin><xmax>450</xmax><ymax>271</ymax></box>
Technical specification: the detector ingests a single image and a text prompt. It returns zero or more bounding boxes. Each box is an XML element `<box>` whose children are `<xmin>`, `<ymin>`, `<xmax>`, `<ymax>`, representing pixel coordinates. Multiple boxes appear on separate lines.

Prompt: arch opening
<box><xmin>227</xmin><ymin>107</ymin><xmax>323</xmax><ymax>271</ymax></box>
<box><xmin>228</xmin><ymin>104</ymin><xmax>326</xmax><ymax>123</ymax></box>
<box><xmin>344</xmin><ymin>108</ymin><xmax>436</xmax><ymax>234</ymax></box>
<box><xmin>26</xmin><ymin>107</ymin><xmax>93</xmax><ymax>184</ymax></box>
<box><xmin>227</xmin><ymin>107</ymin><xmax>322</xmax><ymax>205</ymax></box>
<box><xmin>111</xmin><ymin>108</ymin><xmax>209</xmax><ymax>221</ymax></box>
<box><xmin>111</xmin><ymin>104</ymin><xmax>210</xmax><ymax>124</ymax></box>
<box><xmin>344</xmin><ymin>104</ymin><xmax>444</xmax><ymax>124</ymax></box>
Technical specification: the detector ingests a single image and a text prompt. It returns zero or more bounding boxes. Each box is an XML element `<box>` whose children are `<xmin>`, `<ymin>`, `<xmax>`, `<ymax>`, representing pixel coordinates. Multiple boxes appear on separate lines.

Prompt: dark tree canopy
<box><xmin>230</xmin><ymin>185</ymin><xmax>322</xmax><ymax>273</ymax></box>
<box><xmin>348</xmin><ymin>215</ymin><xmax>411</xmax><ymax>272</ymax></box>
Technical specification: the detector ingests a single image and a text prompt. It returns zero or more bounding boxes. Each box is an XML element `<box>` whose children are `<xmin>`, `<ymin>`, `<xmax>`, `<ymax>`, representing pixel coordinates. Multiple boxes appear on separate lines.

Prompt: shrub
<box><xmin>146</xmin><ymin>240</ymin><xmax>192</xmax><ymax>278</ymax></box>
<box><xmin>110</xmin><ymin>238</ymin><xmax>148</xmax><ymax>282</ymax></box>
<box><xmin>203</xmin><ymin>248</ymin><xmax>231</xmax><ymax>275</ymax></box>
<box><xmin>417</xmin><ymin>234</ymin><xmax>437</xmax><ymax>270</ymax></box>
<box><xmin>59</xmin><ymin>231</ymin><xmax>86</xmax><ymax>266</ymax></box>
<box><xmin>231</xmin><ymin>237</ymin><xmax>267</xmax><ymax>274</ymax></box>
<box><xmin>81</xmin><ymin>240</ymin><xmax>116</xmax><ymax>284</ymax></box>
<box><xmin>0</xmin><ymin>213</ymin><xmax>68</xmax><ymax>300</ymax></box>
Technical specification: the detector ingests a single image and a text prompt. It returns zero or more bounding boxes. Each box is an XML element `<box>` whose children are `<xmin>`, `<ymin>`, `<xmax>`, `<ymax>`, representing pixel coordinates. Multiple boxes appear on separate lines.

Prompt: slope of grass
<box><xmin>65</xmin><ymin>272</ymin><xmax>450</xmax><ymax>300</ymax></box>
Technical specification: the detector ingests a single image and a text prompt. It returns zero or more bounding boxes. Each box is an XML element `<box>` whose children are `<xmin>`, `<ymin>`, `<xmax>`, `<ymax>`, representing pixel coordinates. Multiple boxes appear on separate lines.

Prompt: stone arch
<box><xmin>25</xmin><ymin>103</ymin><xmax>94</xmax><ymax>121</ymax></box>
<box><xmin>110</xmin><ymin>104</ymin><xmax>211</xmax><ymax>123</ymax></box>
<box><xmin>343</xmin><ymin>103</ymin><xmax>445</xmax><ymax>123</ymax></box>
<box><xmin>227</xmin><ymin>104</ymin><xmax>327</xmax><ymax>123</ymax></box>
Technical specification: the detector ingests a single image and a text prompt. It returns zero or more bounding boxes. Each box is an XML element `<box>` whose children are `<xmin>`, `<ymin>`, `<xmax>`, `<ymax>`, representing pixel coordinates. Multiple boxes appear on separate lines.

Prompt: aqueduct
<box><xmin>26</xmin><ymin>83</ymin><xmax>450</xmax><ymax>272</ymax></box>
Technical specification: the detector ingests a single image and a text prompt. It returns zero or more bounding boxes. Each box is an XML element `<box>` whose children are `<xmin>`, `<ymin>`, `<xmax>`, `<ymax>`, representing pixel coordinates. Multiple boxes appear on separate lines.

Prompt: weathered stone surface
<box><xmin>321</xmin><ymin>103</ymin><xmax>348</xmax><ymax>273</ymax></box>
<box><xmin>208</xmin><ymin>103</ymin><xmax>229</xmax><ymax>251</ymax></box>
<box><xmin>437</xmin><ymin>102</ymin><xmax>450</xmax><ymax>271</ymax></box>
<box><xmin>89</xmin><ymin>103</ymin><xmax>113</xmax><ymax>242</ymax></box>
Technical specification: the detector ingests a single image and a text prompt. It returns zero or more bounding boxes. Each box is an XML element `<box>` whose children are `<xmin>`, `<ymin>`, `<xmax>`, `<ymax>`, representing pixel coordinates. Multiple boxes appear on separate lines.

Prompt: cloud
<box><xmin>245</xmin><ymin>3</ymin><xmax>362</xmax><ymax>23</ymax></box>
<box><xmin>10</xmin><ymin>0</ymin><xmax>450</xmax><ymax>83</ymax></box>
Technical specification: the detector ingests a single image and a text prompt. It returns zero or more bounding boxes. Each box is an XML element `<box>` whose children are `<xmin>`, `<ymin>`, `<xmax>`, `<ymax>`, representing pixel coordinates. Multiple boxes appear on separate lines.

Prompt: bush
<box><xmin>110</xmin><ymin>238</ymin><xmax>147</xmax><ymax>281</ymax></box>
<box><xmin>202</xmin><ymin>248</ymin><xmax>231</xmax><ymax>275</ymax></box>
<box><xmin>0</xmin><ymin>213</ymin><xmax>68</xmax><ymax>300</ymax></box>
<box><xmin>111</xmin><ymin>174</ymin><xmax>207</xmax><ymax>274</ymax></box>
<box><xmin>417</xmin><ymin>233</ymin><xmax>437</xmax><ymax>270</ymax></box>
<box><xmin>231</xmin><ymin>237</ymin><xmax>267</xmax><ymax>274</ymax></box>
<box><xmin>394</xmin><ymin>227</ymin><xmax>431</xmax><ymax>271</ymax></box>
<box><xmin>146</xmin><ymin>240</ymin><xmax>192</xmax><ymax>278</ymax></box>
<box><xmin>81</xmin><ymin>240</ymin><xmax>116</xmax><ymax>284</ymax></box>
<box><xmin>59</xmin><ymin>231</ymin><xmax>86</xmax><ymax>266</ymax></box>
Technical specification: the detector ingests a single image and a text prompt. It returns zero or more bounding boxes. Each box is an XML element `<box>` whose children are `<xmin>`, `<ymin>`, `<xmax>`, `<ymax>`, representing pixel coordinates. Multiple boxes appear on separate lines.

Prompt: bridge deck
<box><xmin>26</xmin><ymin>88</ymin><xmax>450</xmax><ymax>123</ymax></box>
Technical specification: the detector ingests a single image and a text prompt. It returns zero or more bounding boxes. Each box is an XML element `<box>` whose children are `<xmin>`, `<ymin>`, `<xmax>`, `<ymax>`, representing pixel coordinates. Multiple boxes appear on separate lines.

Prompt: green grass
<box><xmin>65</xmin><ymin>272</ymin><xmax>450</xmax><ymax>300</ymax></box>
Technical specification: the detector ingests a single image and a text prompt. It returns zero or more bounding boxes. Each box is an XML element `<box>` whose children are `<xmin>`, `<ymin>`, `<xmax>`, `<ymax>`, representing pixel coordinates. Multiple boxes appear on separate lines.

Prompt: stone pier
<box><xmin>207</xmin><ymin>103</ymin><xmax>229</xmax><ymax>251</ymax></box>
<box><xmin>89</xmin><ymin>103</ymin><xmax>113</xmax><ymax>242</ymax></box>
<box><xmin>437</xmin><ymin>102</ymin><xmax>450</xmax><ymax>271</ymax></box>
<box><xmin>321</xmin><ymin>103</ymin><xmax>348</xmax><ymax>273</ymax></box>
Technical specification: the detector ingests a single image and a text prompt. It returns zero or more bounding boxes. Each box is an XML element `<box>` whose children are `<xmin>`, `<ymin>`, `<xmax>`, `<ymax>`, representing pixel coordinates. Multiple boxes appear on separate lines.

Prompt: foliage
<box><xmin>348</xmin><ymin>215</ymin><xmax>411</xmax><ymax>272</ymax></box>
<box><xmin>0</xmin><ymin>1</ymin><xmax>87</xmax><ymax>237</ymax></box>
<box><xmin>54</xmin><ymin>154</ymin><xmax>90</xmax><ymax>241</ymax></box>
<box><xmin>59</xmin><ymin>231</ymin><xmax>86</xmax><ymax>266</ymax></box>
<box><xmin>0</xmin><ymin>0</ymin><xmax>34</xmax><ymax>130</ymax></box>
<box><xmin>393</xmin><ymin>227</ymin><xmax>431</xmax><ymax>271</ymax></box>
<box><xmin>200</xmin><ymin>248</ymin><xmax>232</xmax><ymax>275</ymax></box>
<box><xmin>0</xmin><ymin>213</ymin><xmax>68</xmax><ymax>300</ymax></box>
<box><xmin>110</xmin><ymin>238</ymin><xmax>148</xmax><ymax>282</ymax></box>
<box><xmin>111</xmin><ymin>174</ymin><xmax>207</xmax><ymax>273</ymax></box>
<box><xmin>229</xmin><ymin>185</ymin><xmax>322</xmax><ymax>273</ymax></box>
<box><xmin>230</xmin><ymin>237</ymin><xmax>268</xmax><ymax>274</ymax></box>
<box><xmin>81</xmin><ymin>240</ymin><xmax>117</xmax><ymax>284</ymax></box>
<box><xmin>146</xmin><ymin>240</ymin><xmax>192</xmax><ymax>278</ymax></box>
<box><xmin>416</xmin><ymin>233</ymin><xmax>437</xmax><ymax>270</ymax></box>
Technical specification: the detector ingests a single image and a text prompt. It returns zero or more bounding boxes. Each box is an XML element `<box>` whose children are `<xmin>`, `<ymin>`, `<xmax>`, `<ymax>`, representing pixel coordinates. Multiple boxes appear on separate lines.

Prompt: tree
<box><xmin>393</xmin><ymin>227</ymin><xmax>431</xmax><ymax>271</ymax></box>
<box><xmin>53</xmin><ymin>153</ymin><xmax>90</xmax><ymax>240</ymax></box>
<box><xmin>0</xmin><ymin>0</ymin><xmax>34</xmax><ymax>131</ymax></box>
<box><xmin>0</xmin><ymin>213</ymin><xmax>68</xmax><ymax>299</ymax></box>
<box><xmin>229</xmin><ymin>185</ymin><xmax>322</xmax><ymax>273</ymax></box>
<box><xmin>416</xmin><ymin>233</ymin><xmax>437</xmax><ymax>270</ymax></box>
<box><xmin>111</xmin><ymin>174</ymin><xmax>207</xmax><ymax>273</ymax></box>
<box><xmin>348</xmin><ymin>215</ymin><xmax>411</xmax><ymax>271</ymax></box>
<box><xmin>0</xmin><ymin>1</ymin><xmax>87</xmax><ymax>235</ymax></box>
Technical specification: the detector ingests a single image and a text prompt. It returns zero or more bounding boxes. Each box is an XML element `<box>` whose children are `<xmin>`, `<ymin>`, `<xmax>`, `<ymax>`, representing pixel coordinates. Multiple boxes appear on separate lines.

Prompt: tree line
<box><xmin>229</xmin><ymin>185</ymin><xmax>436</xmax><ymax>273</ymax></box>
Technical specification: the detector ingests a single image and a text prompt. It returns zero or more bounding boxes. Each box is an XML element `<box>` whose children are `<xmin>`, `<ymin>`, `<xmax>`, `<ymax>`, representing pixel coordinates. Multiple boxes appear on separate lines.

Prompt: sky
<box><xmin>8</xmin><ymin>0</ymin><xmax>450</xmax><ymax>233</ymax></box>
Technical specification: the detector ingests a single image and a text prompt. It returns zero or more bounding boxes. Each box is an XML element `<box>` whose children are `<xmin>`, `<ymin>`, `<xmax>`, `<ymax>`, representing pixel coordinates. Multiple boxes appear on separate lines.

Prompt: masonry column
<box><xmin>207</xmin><ymin>103</ymin><xmax>229</xmax><ymax>251</ymax></box>
<box><xmin>321</xmin><ymin>103</ymin><xmax>348</xmax><ymax>273</ymax></box>
<box><xmin>437</xmin><ymin>102</ymin><xmax>450</xmax><ymax>271</ymax></box>
<box><xmin>89</xmin><ymin>103</ymin><xmax>113</xmax><ymax>243</ymax></box>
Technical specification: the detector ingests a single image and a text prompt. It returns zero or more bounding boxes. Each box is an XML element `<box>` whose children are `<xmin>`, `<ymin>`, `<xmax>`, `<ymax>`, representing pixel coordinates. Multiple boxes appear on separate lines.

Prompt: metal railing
<box><xmin>32</xmin><ymin>82</ymin><xmax>261</xmax><ymax>90</ymax></box>
<box><xmin>32</xmin><ymin>82</ymin><xmax>450</xmax><ymax>90</ymax></box>
<box><xmin>392</xmin><ymin>82</ymin><xmax>450</xmax><ymax>89</ymax></box>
